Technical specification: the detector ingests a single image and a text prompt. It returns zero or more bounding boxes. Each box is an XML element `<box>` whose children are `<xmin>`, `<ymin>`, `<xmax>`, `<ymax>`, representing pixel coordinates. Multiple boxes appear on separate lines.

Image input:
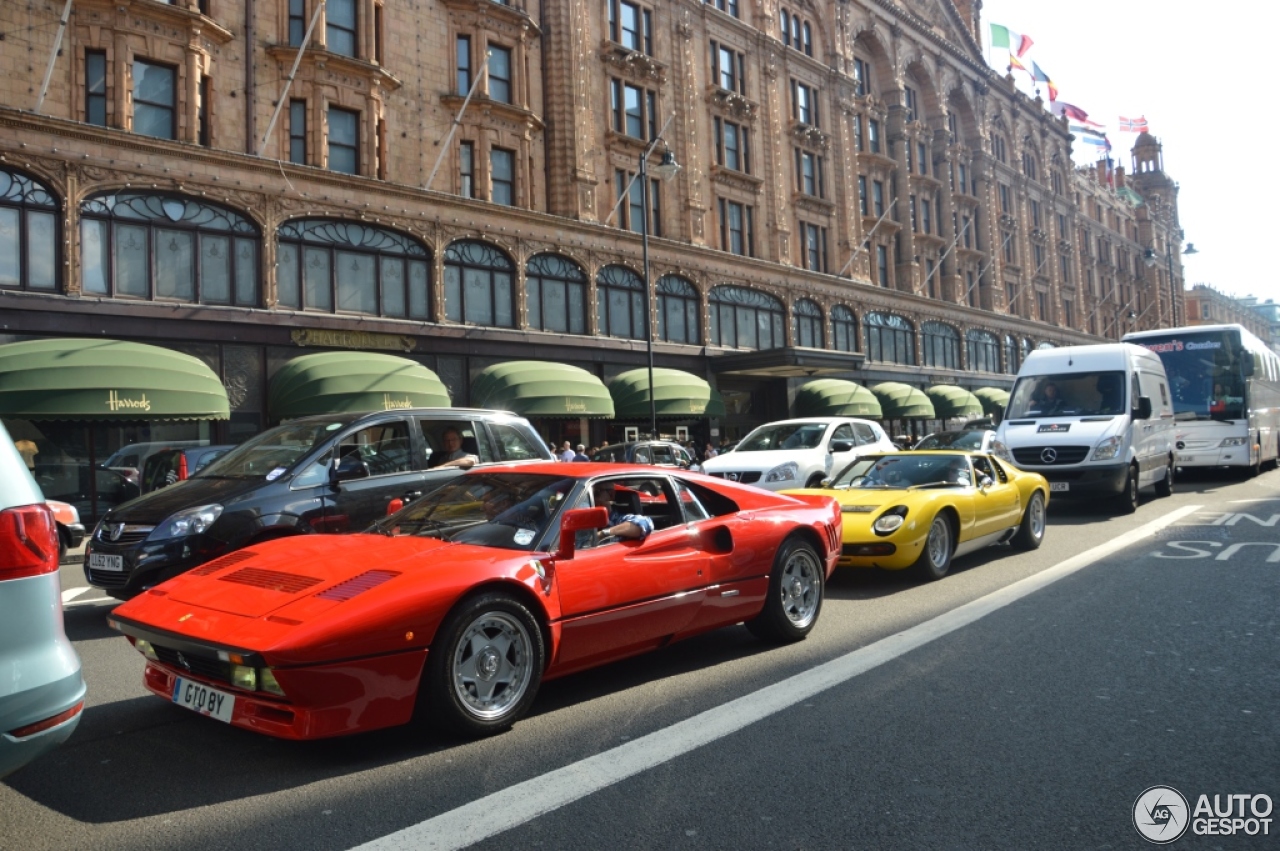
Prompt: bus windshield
<box><xmin>1128</xmin><ymin>330</ymin><xmax>1246</xmax><ymax>420</ymax></box>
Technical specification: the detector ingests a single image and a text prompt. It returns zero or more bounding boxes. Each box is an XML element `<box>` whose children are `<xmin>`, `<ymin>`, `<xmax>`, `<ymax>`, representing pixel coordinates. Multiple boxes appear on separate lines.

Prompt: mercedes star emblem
<box><xmin>1040</xmin><ymin>448</ymin><xmax>1058</xmax><ymax>464</ymax></box>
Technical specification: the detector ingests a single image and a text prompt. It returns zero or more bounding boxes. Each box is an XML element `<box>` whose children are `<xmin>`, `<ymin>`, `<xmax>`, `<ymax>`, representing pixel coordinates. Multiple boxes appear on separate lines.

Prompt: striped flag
<box><xmin>1032</xmin><ymin>62</ymin><xmax>1058</xmax><ymax>102</ymax></box>
<box><xmin>990</xmin><ymin>23</ymin><xmax>1034</xmax><ymax>57</ymax></box>
<box><xmin>1118</xmin><ymin>115</ymin><xmax>1150</xmax><ymax>133</ymax></box>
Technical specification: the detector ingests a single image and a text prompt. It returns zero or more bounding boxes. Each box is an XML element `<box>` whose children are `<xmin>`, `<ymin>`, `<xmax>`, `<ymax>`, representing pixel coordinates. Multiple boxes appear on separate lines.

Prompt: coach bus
<box><xmin>1123</xmin><ymin>324</ymin><xmax>1280</xmax><ymax>475</ymax></box>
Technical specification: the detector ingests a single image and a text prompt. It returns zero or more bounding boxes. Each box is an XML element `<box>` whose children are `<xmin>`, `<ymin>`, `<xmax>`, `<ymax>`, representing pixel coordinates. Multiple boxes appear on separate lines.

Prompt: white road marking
<box><xmin>1228</xmin><ymin>498</ymin><xmax>1280</xmax><ymax>503</ymax></box>
<box><xmin>61</xmin><ymin>586</ymin><xmax>90</xmax><ymax>603</ymax></box>
<box><xmin>64</xmin><ymin>596</ymin><xmax>116</xmax><ymax>608</ymax></box>
<box><xmin>350</xmin><ymin>505</ymin><xmax>1202</xmax><ymax>851</ymax></box>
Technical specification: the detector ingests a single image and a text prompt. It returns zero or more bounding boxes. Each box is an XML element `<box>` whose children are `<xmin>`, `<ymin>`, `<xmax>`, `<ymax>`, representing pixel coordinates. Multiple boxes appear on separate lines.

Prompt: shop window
<box><xmin>657</xmin><ymin>274</ymin><xmax>700</xmax><ymax>344</ymax></box>
<box><xmin>81</xmin><ymin>192</ymin><xmax>259</xmax><ymax>306</ymax></box>
<box><xmin>708</xmin><ymin>285</ymin><xmax>783</xmax><ymax>350</ymax></box>
<box><xmin>966</xmin><ymin>329</ymin><xmax>1000</xmax><ymax>372</ymax></box>
<box><xmin>864</xmin><ymin>312</ymin><xmax>915</xmax><ymax>365</ymax></box>
<box><xmin>526</xmin><ymin>253</ymin><xmax>587</xmax><ymax>335</ymax></box>
<box><xmin>0</xmin><ymin>169</ymin><xmax>59</xmax><ymax>293</ymax></box>
<box><xmin>444</xmin><ymin>239</ymin><xmax>515</xmax><ymax>328</ymax></box>
<box><xmin>717</xmin><ymin>198</ymin><xmax>754</xmax><ymax>257</ymax></box>
<box><xmin>921</xmin><ymin>321</ymin><xmax>960</xmax><ymax>369</ymax></box>
<box><xmin>597</xmin><ymin>264</ymin><xmax>646</xmax><ymax>340</ymax></box>
<box><xmin>793</xmin><ymin>298</ymin><xmax>823</xmax><ymax>348</ymax></box>
<box><xmin>276</xmin><ymin>218</ymin><xmax>428</xmax><ymax>317</ymax></box>
<box><xmin>832</xmin><ymin>305</ymin><xmax>857</xmax><ymax>352</ymax></box>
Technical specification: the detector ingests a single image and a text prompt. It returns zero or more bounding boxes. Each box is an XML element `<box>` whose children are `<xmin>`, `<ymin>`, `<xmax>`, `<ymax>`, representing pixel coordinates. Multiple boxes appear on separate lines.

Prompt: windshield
<box><xmin>195</xmin><ymin>419</ymin><xmax>354</xmax><ymax>479</ymax></box>
<box><xmin>1006</xmin><ymin>371</ymin><xmax>1127</xmax><ymax>419</ymax></box>
<box><xmin>916</xmin><ymin>431</ymin><xmax>986</xmax><ymax>451</ymax></box>
<box><xmin>1128</xmin><ymin>331</ymin><xmax>1247</xmax><ymax>420</ymax></box>
<box><xmin>371</xmin><ymin>473</ymin><xmax>578</xmax><ymax>551</ymax></box>
<box><xmin>831</xmin><ymin>454</ymin><xmax>973</xmax><ymax>489</ymax></box>
<box><xmin>735</xmin><ymin>422</ymin><xmax>829</xmax><ymax>452</ymax></box>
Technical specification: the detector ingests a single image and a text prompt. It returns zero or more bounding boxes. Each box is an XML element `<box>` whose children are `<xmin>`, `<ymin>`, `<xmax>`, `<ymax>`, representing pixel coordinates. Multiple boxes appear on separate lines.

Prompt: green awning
<box><xmin>268</xmin><ymin>351</ymin><xmax>450</xmax><ymax>419</ymax></box>
<box><xmin>973</xmin><ymin>387</ymin><xmax>1011</xmax><ymax>418</ymax></box>
<box><xmin>870</xmin><ymin>382</ymin><xmax>936</xmax><ymax>419</ymax></box>
<box><xmin>0</xmin><ymin>338</ymin><xmax>229</xmax><ymax>420</ymax></box>
<box><xmin>925</xmin><ymin>385</ymin><xmax>985</xmax><ymax>419</ymax></box>
<box><xmin>472</xmin><ymin>361</ymin><xmax>614</xmax><ymax>418</ymax></box>
<box><xmin>608</xmin><ymin>368</ymin><xmax>726</xmax><ymax>418</ymax></box>
<box><xmin>794</xmin><ymin>379</ymin><xmax>882</xmax><ymax>418</ymax></box>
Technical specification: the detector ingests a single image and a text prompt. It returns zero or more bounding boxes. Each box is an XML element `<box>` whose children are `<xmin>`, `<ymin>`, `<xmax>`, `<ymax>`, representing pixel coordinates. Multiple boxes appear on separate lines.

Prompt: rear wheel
<box><xmin>423</xmin><ymin>592</ymin><xmax>544</xmax><ymax>737</ymax></box>
<box><xmin>746</xmin><ymin>537</ymin><xmax>824</xmax><ymax>642</ymax></box>
<box><xmin>1154</xmin><ymin>456</ymin><xmax>1174</xmax><ymax>497</ymax></box>
<box><xmin>1116</xmin><ymin>464</ymin><xmax>1140</xmax><ymax>515</ymax></box>
<box><xmin>910</xmin><ymin>514</ymin><xmax>954</xmax><ymax>581</ymax></box>
<box><xmin>1013</xmin><ymin>492</ymin><xmax>1046</xmax><ymax>550</ymax></box>
<box><xmin>804</xmin><ymin>473</ymin><xmax>826</xmax><ymax>488</ymax></box>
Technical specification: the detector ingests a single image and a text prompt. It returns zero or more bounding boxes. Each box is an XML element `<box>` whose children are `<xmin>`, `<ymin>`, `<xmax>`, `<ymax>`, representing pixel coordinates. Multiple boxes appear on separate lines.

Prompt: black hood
<box><xmin>103</xmin><ymin>474</ymin><xmax>283</xmax><ymax>523</ymax></box>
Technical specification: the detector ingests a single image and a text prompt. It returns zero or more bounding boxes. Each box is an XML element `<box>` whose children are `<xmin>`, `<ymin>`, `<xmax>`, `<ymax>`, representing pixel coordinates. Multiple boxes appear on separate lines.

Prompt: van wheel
<box><xmin>1116</xmin><ymin>464</ymin><xmax>1140</xmax><ymax>515</ymax></box>
<box><xmin>1154</xmin><ymin>456</ymin><xmax>1174</xmax><ymax>497</ymax></box>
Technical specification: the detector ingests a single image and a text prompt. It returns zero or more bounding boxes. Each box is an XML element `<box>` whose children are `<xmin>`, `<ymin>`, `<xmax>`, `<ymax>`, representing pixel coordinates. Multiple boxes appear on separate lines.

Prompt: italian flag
<box><xmin>990</xmin><ymin>23</ymin><xmax>1033</xmax><ymax>57</ymax></box>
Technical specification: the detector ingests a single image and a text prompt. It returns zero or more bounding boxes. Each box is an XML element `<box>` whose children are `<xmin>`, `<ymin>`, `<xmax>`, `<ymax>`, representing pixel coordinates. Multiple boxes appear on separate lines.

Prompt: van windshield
<box><xmin>1007</xmin><ymin>371</ymin><xmax>1127</xmax><ymax>418</ymax></box>
<box><xmin>195</xmin><ymin>419</ymin><xmax>353</xmax><ymax>479</ymax></box>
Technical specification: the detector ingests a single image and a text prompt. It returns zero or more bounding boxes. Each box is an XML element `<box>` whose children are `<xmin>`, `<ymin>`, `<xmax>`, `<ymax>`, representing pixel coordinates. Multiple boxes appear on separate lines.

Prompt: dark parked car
<box><xmin>590</xmin><ymin>441</ymin><xmax>698</xmax><ymax>469</ymax></box>
<box><xmin>85</xmin><ymin>408</ymin><xmax>554</xmax><ymax>599</ymax></box>
<box><xmin>140</xmin><ymin>444</ymin><xmax>234</xmax><ymax>493</ymax></box>
<box><xmin>1</xmin><ymin>421</ymin><xmax>86</xmax><ymax>778</ymax></box>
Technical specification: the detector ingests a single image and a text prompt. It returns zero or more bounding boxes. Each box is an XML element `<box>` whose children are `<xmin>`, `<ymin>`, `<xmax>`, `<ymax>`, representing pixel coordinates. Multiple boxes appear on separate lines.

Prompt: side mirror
<box><xmin>978</xmin><ymin>475</ymin><xmax>994</xmax><ymax>490</ymax></box>
<box><xmin>386</xmin><ymin>497</ymin><xmax>404</xmax><ymax>516</ymax></box>
<box><xmin>829</xmin><ymin>439</ymin><xmax>855</xmax><ymax>453</ymax></box>
<box><xmin>332</xmin><ymin>454</ymin><xmax>370</xmax><ymax>482</ymax></box>
<box><xmin>553</xmin><ymin>507</ymin><xmax>609</xmax><ymax>561</ymax></box>
<box><xmin>820</xmin><ymin>478</ymin><xmax>832</xmax><ymax>489</ymax></box>
<box><xmin>1135</xmin><ymin>396</ymin><xmax>1153</xmax><ymax>421</ymax></box>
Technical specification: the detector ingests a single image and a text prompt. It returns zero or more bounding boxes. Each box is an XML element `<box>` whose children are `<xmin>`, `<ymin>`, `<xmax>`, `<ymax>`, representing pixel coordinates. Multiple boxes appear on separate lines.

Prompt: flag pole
<box><xmin>836</xmin><ymin>196</ymin><xmax>898</xmax><ymax>279</ymax></box>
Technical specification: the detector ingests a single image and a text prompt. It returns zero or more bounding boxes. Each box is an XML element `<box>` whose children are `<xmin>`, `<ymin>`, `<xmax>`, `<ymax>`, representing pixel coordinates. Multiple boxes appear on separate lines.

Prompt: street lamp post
<box><xmin>639</xmin><ymin>144</ymin><xmax>681</xmax><ymax>440</ymax></box>
<box><xmin>1143</xmin><ymin>239</ymin><xmax>1197</xmax><ymax>329</ymax></box>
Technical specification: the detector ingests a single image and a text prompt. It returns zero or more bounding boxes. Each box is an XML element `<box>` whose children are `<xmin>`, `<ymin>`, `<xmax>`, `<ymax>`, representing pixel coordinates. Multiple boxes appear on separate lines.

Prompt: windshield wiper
<box><xmin>910</xmin><ymin>480</ymin><xmax>962</xmax><ymax>490</ymax></box>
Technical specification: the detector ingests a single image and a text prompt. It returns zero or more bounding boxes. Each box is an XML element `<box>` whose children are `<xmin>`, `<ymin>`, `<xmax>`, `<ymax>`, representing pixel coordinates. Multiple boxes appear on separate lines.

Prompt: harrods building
<box><xmin>0</xmin><ymin>0</ymin><xmax>1189</xmax><ymax>518</ymax></box>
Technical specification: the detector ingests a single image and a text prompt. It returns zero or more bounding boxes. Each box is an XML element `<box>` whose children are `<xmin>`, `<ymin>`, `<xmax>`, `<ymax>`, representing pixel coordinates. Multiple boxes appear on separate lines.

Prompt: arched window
<box><xmin>831</xmin><ymin>305</ymin><xmax>857</xmax><ymax>352</ymax></box>
<box><xmin>277</xmin><ymin>219</ymin><xmax>429</xmax><ymax>317</ymax></box>
<box><xmin>921</xmin><ymin>321</ymin><xmax>960</xmax><ymax>369</ymax></box>
<box><xmin>526</xmin><ymin>253</ymin><xmax>586</xmax><ymax>334</ymax></box>
<box><xmin>863</xmin><ymin>312</ymin><xmax>915</xmax><ymax>365</ymax></box>
<box><xmin>966</xmin><ymin>329</ymin><xmax>1000</xmax><ymax>373</ymax></box>
<box><xmin>0</xmin><ymin>169</ymin><xmax>58</xmax><ymax>292</ymax></box>
<box><xmin>1036</xmin><ymin>341</ymin><xmax>1056</xmax><ymax>349</ymax></box>
<box><xmin>657</xmin><ymin>274</ymin><xmax>700</xmax><ymax>344</ymax></box>
<box><xmin>82</xmin><ymin>192</ymin><xmax>259</xmax><ymax>305</ymax></box>
<box><xmin>1004</xmin><ymin>334</ymin><xmax>1018</xmax><ymax>374</ymax></box>
<box><xmin>444</xmin><ymin>240</ymin><xmax>515</xmax><ymax>327</ymax></box>
<box><xmin>709</xmin><ymin>285</ymin><xmax>785</xmax><ymax>350</ymax></box>
<box><xmin>1021</xmin><ymin>338</ymin><xmax>1034</xmax><ymax>363</ymax></box>
<box><xmin>793</xmin><ymin>298</ymin><xmax>823</xmax><ymax>348</ymax></box>
<box><xmin>597</xmin><ymin>264</ymin><xmax>646</xmax><ymax>340</ymax></box>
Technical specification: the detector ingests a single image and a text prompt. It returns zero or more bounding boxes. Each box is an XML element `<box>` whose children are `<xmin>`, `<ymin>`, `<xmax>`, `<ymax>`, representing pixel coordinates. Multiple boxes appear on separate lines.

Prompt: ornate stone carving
<box><xmin>599</xmin><ymin>43</ymin><xmax>668</xmax><ymax>84</ymax></box>
<box><xmin>792</xmin><ymin>122</ymin><xmax>829</xmax><ymax>149</ymax></box>
<box><xmin>708</xmin><ymin>88</ymin><xmax>759</xmax><ymax>121</ymax></box>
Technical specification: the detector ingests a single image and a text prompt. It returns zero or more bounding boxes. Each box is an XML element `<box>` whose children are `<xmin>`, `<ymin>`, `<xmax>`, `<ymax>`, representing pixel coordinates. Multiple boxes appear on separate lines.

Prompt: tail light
<box><xmin>0</xmin><ymin>503</ymin><xmax>59</xmax><ymax>580</ymax></box>
<box><xmin>178</xmin><ymin>452</ymin><xmax>189</xmax><ymax>480</ymax></box>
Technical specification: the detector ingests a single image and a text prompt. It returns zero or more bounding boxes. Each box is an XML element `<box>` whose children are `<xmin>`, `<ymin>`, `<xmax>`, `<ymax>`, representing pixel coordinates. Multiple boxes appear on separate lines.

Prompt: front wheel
<box><xmin>1154</xmin><ymin>456</ymin><xmax>1174</xmax><ymax>497</ymax></box>
<box><xmin>1115</xmin><ymin>464</ymin><xmax>1140</xmax><ymax>515</ymax></box>
<box><xmin>1013</xmin><ymin>491</ymin><xmax>1046</xmax><ymax>550</ymax></box>
<box><xmin>910</xmin><ymin>514</ymin><xmax>954</xmax><ymax>581</ymax></box>
<box><xmin>746</xmin><ymin>537</ymin><xmax>824</xmax><ymax>642</ymax></box>
<box><xmin>423</xmin><ymin>592</ymin><xmax>545</xmax><ymax>737</ymax></box>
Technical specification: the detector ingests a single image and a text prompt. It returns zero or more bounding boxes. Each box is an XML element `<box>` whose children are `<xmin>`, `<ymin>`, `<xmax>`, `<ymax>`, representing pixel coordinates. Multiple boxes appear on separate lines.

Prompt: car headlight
<box><xmin>1091</xmin><ymin>436</ymin><xmax>1123</xmax><ymax>461</ymax></box>
<box><xmin>259</xmin><ymin>668</ymin><xmax>285</xmax><ymax>697</ymax></box>
<box><xmin>873</xmin><ymin>506</ymin><xmax>908</xmax><ymax>535</ymax></box>
<box><xmin>763</xmin><ymin>461</ymin><xmax>800</xmax><ymax>483</ymax></box>
<box><xmin>134</xmin><ymin>639</ymin><xmax>159</xmax><ymax>661</ymax></box>
<box><xmin>230</xmin><ymin>664</ymin><xmax>257</xmax><ymax>691</ymax></box>
<box><xmin>147</xmin><ymin>504</ymin><xmax>223</xmax><ymax>541</ymax></box>
<box><xmin>1219</xmin><ymin>437</ymin><xmax>1248</xmax><ymax>447</ymax></box>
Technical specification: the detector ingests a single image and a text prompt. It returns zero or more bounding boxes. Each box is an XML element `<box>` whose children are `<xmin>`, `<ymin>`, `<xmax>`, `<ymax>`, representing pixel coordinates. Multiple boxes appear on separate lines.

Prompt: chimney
<box><xmin>1115</xmin><ymin>166</ymin><xmax>1126</xmax><ymax>189</ymax></box>
<box><xmin>1096</xmin><ymin>160</ymin><xmax>1107</xmax><ymax>185</ymax></box>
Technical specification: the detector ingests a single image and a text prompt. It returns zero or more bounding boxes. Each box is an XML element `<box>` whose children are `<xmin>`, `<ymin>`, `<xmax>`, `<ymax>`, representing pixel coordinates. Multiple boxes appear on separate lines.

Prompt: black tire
<box><xmin>1116</xmin><ymin>464</ymin><xmax>1139</xmax><ymax>515</ymax></box>
<box><xmin>423</xmin><ymin>592</ymin><xmax>545</xmax><ymax>737</ymax></box>
<box><xmin>804</xmin><ymin>473</ymin><xmax>826</xmax><ymax>488</ymax></box>
<box><xmin>746</xmin><ymin>536</ymin><xmax>824</xmax><ymax>643</ymax></box>
<box><xmin>1013</xmin><ymin>491</ymin><xmax>1046</xmax><ymax>550</ymax></box>
<box><xmin>910</xmin><ymin>514</ymin><xmax>954</xmax><ymax>581</ymax></box>
<box><xmin>57</xmin><ymin>527</ymin><xmax>69</xmax><ymax>563</ymax></box>
<box><xmin>1154</xmin><ymin>456</ymin><xmax>1174</xmax><ymax>497</ymax></box>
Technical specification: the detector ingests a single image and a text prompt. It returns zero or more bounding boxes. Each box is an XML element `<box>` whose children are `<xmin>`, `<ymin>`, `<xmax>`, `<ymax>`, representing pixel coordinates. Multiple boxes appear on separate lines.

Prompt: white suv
<box><xmin>702</xmin><ymin>417</ymin><xmax>895</xmax><ymax>491</ymax></box>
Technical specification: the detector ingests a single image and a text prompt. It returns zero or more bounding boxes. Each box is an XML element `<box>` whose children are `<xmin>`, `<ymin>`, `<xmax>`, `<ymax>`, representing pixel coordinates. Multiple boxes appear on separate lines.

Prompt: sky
<box><xmin>978</xmin><ymin>0</ymin><xmax>1280</xmax><ymax>306</ymax></box>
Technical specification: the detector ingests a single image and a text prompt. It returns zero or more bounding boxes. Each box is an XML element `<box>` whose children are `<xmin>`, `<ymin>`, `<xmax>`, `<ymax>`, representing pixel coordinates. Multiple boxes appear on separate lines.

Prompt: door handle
<box><xmin>402</xmin><ymin>491</ymin><xmax>422</xmax><ymax>501</ymax></box>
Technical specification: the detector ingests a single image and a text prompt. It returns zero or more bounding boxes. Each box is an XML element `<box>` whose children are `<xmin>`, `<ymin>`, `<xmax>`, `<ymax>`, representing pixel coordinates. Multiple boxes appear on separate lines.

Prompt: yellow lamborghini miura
<box><xmin>784</xmin><ymin>450</ymin><xmax>1049</xmax><ymax>581</ymax></box>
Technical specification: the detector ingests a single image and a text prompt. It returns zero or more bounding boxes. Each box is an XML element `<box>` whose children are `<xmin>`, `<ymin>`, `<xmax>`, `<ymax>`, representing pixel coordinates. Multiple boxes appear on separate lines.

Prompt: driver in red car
<box><xmin>590</xmin><ymin>482</ymin><xmax>654</xmax><ymax>541</ymax></box>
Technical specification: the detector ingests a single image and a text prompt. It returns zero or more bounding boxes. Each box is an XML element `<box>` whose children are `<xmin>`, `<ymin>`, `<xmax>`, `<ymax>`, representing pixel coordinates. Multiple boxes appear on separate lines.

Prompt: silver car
<box><xmin>0</xmin><ymin>421</ymin><xmax>86</xmax><ymax>778</ymax></box>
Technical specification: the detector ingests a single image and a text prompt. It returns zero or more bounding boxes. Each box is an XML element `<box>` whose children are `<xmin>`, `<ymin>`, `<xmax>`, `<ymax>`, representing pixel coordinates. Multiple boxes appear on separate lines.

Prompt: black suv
<box><xmin>85</xmin><ymin>408</ymin><xmax>553</xmax><ymax>598</ymax></box>
<box><xmin>590</xmin><ymin>441</ymin><xmax>698</xmax><ymax>469</ymax></box>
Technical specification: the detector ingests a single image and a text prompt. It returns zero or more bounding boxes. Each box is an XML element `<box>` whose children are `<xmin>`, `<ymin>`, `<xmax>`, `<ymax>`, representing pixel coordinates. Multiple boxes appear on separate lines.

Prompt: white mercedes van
<box><xmin>995</xmin><ymin>343</ymin><xmax>1175</xmax><ymax>513</ymax></box>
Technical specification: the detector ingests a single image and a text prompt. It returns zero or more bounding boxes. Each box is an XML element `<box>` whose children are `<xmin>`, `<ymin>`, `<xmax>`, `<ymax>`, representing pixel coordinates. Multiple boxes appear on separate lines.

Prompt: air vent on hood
<box><xmin>219</xmin><ymin>567</ymin><xmax>322</xmax><ymax>593</ymax></box>
<box><xmin>190</xmin><ymin>550</ymin><xmax>259</xmax><ymax>576</ymax></box>
<box><xmin>315</xmin><ymin>570</ymin><xmax>402</xmax><ymax>602</ymax></box>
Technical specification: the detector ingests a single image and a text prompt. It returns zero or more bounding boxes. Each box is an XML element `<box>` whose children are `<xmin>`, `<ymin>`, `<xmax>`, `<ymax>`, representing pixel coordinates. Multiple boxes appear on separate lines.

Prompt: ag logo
<box><xmin>1134</xmin><ymin>785</ymin><xmax>1190</xmax><ymax>843</ymax></box>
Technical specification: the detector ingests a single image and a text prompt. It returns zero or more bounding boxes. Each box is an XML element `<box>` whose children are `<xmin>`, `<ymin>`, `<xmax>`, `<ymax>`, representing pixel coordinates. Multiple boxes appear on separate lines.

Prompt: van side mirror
<box><xmin>829</xmin><ymin>439</ymin><xmax>855</xmax><ymax>453</ymax></box>
<box><xmin>1135</xmin><ymin>396</ymin><xmax>1153</xmax><ymax>420</ymax></box>
<box><xmin>553</xmin><ymin>507</ymin><xmax>609</xmax><ymax>560</ymax></box>
<box><xmin>1243</xmin><ymin>354</ymin><xmax>1259</xmax><ymax>377</ymax></box>
<box><xmin>332</xmin><ymin>454</ymin><xmax>370</xmax><ymax>482</ymax></box>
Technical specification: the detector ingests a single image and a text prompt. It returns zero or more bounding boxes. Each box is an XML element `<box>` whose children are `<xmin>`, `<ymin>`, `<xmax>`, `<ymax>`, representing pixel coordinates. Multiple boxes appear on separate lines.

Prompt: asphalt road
<box><xmin>3</xmin><ymin>468</ymin><xmax>1277</xmax><ymax>850</ymax></box>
